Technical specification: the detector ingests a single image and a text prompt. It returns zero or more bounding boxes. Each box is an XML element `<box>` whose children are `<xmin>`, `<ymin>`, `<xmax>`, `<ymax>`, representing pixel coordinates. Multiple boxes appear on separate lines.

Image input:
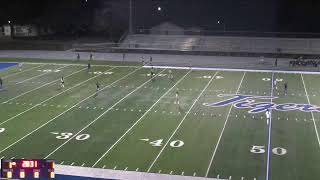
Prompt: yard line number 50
<box><xmin>250</xmin><ymin>145</ymin><xmax>287</xmax><ymax>156</ymax></box>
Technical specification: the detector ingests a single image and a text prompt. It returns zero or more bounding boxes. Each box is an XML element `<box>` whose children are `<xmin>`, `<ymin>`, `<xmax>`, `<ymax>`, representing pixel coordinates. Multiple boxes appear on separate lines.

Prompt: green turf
<box><xmin>1</xmin><ymin>61</ymin><xmax>320</xmax><ymax>180</ymax></box>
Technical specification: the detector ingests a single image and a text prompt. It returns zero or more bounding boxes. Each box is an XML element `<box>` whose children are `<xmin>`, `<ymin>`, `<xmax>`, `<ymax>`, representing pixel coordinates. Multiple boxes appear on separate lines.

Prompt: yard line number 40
<box><xmin>140</xmin><ymin>139</ymin><xmax>184</xmax><ymax>148</ymax></box>
<box><xmin>251</xmin><ymin>145</ymin><xmax>287</xmax><ymax>156</ymax></box>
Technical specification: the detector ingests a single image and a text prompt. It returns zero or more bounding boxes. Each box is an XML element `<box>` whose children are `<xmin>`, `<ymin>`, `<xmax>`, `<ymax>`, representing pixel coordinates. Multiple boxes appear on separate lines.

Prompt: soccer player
<box><xmin>284</xmin><ymin>82</ymin><xmax>288</xmax><ymax>96</ymax></box>
<box><xmin>122</xmin><ymin>53</ymin><xmax>126</xmax><ymax>61</ymax></box>
<box><xmin>150</xmin><ymin>67</ymin><xmax>155</xmax><ymax>78</ymax></box>
<box><xmin>60</xmin><ymin>77</ymin><xmax>65</xmax><ymax>88</ymax></box>
<box><xmin>87</xmin><ymin>62</ymin><xmax>91</xmax><ymax>72</ymax></box>
<box><xmin>96</xmin><ymin>81</ymin><xmax>100</xmax><ymax>96</ymax></box>
<box><xmin>265</xmin><ymin>109</ymin><xmax>271</xmax><ymax>125</ymax></box>
<box><xmin>0</xmin><ymin>77</ymin><xmax>3</xmax><ymax>89</ymax></box>
<box><xmin>18</xmin><ymin>63</ymin><xmax>22</xmax><ymax>71</ymax></box>
<box><xmin>174</xmin><ymin>90</ymin><xmax>180</xmax><ymax>105</ymax></box>
<box><xmin>77</xmin><ymin>53</ymin><xmax>80</xmax><ymax>61</ymax></box>
<box><xmin>168</xmin><ymin>70</ymin><xmax>173</xmax><ymax>80</ymax></box>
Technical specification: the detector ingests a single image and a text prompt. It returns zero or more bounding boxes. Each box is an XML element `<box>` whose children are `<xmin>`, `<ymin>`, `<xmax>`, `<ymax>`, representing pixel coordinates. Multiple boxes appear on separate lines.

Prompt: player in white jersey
<box><xmin>174</xmin><ymin>90</ymin><xmax>180</xmax><ymax>105</ymax></box>
<box><xmin>265</xmin><ymin>109</ymin><xmax>271</xmax><ymax>125</ymax></box>
<box><xmin>18</xmin><ymin>63</ymin><xmax>22</xmax><ymax>71</ymax></box>
<box><xmin>168</xmin><ymin>70</ymin><xmax>173</xmax><ymax>80</ymax></box>
<box><xmin>60</xmin><ymin>77</ymin><xmax>65</xmax><ymax>88</ymax></box>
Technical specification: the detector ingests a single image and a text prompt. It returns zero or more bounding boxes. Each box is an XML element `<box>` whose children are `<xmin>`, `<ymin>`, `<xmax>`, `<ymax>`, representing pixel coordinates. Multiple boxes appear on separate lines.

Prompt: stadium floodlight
<box><xmin>158</xmin><ymin>6</ymin><xmax>162</xmax><ymax>11</ymax></box>
<box><xmin>8</xmin><ymin>20</ymin><xmax>11</xmax><ymax>24</ymax></box>
<box><xmin>217</xmin><ymin>20</ymin><xmax>220</xmax><ymax>24</ymax></box>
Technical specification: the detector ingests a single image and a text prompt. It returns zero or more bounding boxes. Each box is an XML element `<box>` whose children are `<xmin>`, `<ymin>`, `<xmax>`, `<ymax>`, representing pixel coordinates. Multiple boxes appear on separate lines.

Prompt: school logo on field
<box><xmin>203</xmin><ymin>94</ymin><xmax>320</xmax><ymax>114</ymax></box>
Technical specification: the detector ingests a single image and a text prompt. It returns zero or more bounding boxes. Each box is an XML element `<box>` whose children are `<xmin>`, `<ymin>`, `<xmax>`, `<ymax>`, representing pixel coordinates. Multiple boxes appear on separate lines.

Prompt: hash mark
<box><xmin>81</xmin><ymin>163</ymin><xmax>85</xmax><ymax>166</ymax></box>
<box><xmin>60</xmin><ymin>161</ymin><xmax>64</xmax><ymax>165</ymax></box>
<box><xmin>229</xmin><ymin>176</ymin><xmax>232</xmax><ymax>180</ymax></box>
<box><xmin>102</xmin><ymin>165</ymin><xmax>106</xmax><ymax>169</ymax></box>
<box><xmin>241</xmin><ymin>177</ymin><xmax>244</xmax><ymax>180</ymax></box>
<box><xmin>136</xmin><ymin>168</ymin><xmax>139</xmax><ymax>172</ymax></box>
<box><xmin>113</xmin><ymin>166</ymin><xmax>117</xmax><ymax>170</ymax></box>
<box><xmin>158</xmin><ymin>170</ymin><xmax>162</xmax><ymax>173</ymax></box>
<box><xmin>11</xmin><ymin>157</ymin><xmax>15</xmax><ymax>159</ymax></box>
<box><xmin>193</xmin><ymin>172</ymin><xmax>196</xmax><ymax>176</ymax></box>
<box><xmin>124</xmin><ymin>167</ymin><xmax>128</xmax><ymax>171</ymax></box>
<box><xmin>70</xmin><ymin>162</ymin><xmax>75</xmax><ymax>166</ymax></box>
<box><xmin>170</xmin><ymin>171</ymin><xmax>173</xmax><ymax>175</ymax></box>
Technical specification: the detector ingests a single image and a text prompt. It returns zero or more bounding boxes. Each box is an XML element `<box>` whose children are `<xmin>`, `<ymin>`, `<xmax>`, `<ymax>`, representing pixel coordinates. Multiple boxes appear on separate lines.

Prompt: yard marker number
<box><xmin>0</xmin><ymin>128</ymin><xmax>5</xmax><ymax>133</ymax></box>
<box><xmin>250</xmin><ymin>145</ymin><xmax>287</xmax><ymax>156</ymax></box>
<box><xmin>38</xmin><ymin>69</ymin><xmax>61</xmax><ymax>73</ymax></box>
<box><xmin>141</xmin><ymin>139</ymin><xmax>184</xmax><ymax>148</ymax></box>
<box><xmin>262</xmin><ymin>78</ymin><xmax>283</xmax><ymax>82</ymax></box>
<box><xmin>52</xmin><ymin>132</ymin><xmax>90</xmax><ymax>141</ymax></box>
<box><xmin>91</xmin><ymin>71</ymin><xmax>114</xmax><ymax>75</ymax></box>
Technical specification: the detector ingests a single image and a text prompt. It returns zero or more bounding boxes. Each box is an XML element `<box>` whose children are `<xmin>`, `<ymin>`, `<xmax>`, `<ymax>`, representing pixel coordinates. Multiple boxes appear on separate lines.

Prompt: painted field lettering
<box><xmin>250</xmin><ymin>145</ymin><xmax>287</xmax><ymax>156</ymax></box>
<box><xmin>140</xmin><ymin>138</ymin><xmax>184</xmax><ymax>148</ymax></box>
<box><xmin>38</xmin><ymin>69</ymin><xmax>61</xmax><ymax>73</ymax></box>
<box><xmin>52</xmin><ymin>132</ymin><xmax>91</xmax><ymax>141</ymax></box>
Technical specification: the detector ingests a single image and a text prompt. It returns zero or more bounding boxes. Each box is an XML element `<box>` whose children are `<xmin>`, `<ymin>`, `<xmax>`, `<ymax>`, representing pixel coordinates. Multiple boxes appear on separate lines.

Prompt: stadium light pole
<box><xmin>129</xmin><ymin>0</ymin><xmax>133</xmax><ymax>34</ymax></box>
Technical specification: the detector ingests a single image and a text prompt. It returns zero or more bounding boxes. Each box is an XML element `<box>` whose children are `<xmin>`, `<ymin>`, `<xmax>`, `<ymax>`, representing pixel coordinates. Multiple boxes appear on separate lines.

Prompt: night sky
<box><xmin>0</xmin><ymin>0</ymin><xmax>319</xmax><ymax>33</ymax></box>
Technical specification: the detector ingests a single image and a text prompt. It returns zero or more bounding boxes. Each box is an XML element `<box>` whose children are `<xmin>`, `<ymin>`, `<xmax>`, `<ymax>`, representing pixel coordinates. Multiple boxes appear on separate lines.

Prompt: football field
<box><xmin>0</xmin><ymin>61</ymin><xmax>320</xmax><ymax>180</ymax></box>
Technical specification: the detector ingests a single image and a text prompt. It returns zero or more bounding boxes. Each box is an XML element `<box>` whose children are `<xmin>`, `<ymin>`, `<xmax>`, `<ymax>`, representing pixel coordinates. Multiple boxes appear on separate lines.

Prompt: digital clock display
<box><xmin>0</xmin><ymin>159</ymin><xmax>55</xmax><ymax>179</ymax></box>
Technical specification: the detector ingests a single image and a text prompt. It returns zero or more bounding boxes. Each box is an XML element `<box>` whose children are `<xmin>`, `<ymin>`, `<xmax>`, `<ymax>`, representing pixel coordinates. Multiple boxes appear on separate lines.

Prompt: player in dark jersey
<box><xmin>284</xmin><ymin>82</ymin><xmax>288</xmax><ymax>96</ymax></box>
<box><xmin>174</xmin><ymin>90</ymin><xmax>180</xmax><ymax>105</ymax></box>
<box><xmin>95</xmin><ymin>81</ymin><xmax>100</xmax><ymax>96</ymax></box>
<box><xmin>87</xmin><ymin>62</ymin><xmax>91</xmax><ymax>72</ymax></box>
<box><xmin>90</xmin><ymin>53</ymin><xmax>93</xmax><ymax>61</ymax></box>
<box><xmin>77</xmin><ymin>53</ymin><xmax>80</xmax><ymax>61</ymax></box>
<box><xmin>150</xmin><ymin>67</ymin><xmax>155</xmax><ymax>79</ymax></box>
<box><xmin>0</xmin><ymin>77</ymin><xmax>3</xmax><ymax>89</ymax></box>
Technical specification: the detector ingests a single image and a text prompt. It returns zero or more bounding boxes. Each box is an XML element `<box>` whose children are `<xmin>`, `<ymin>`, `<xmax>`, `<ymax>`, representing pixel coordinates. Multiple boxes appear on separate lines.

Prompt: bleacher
<box><xmin>121</xmin><ymin>34</ymin><xmax>320</xmax><ymax>55</ymax></box>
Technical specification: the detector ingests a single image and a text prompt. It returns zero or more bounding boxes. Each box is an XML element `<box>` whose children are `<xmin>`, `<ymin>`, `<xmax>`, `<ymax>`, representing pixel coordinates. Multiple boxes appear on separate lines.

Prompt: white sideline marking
<box><xmin>0</xmin><ymin>67</ymin><xmax>141</xmax><ymax>155</ymax></box>
<box><xmin>16</xmin><ymin>65</ymin><xmax>69</xmax><ymax>85</ymax></box>
<box><xmin>0</xmin><ymin>67</ymin><xmax>111</xmax><ymax>126</ymax></box>
<box><xmin>2</xmin><ymin>65</ymin><xmax>79</xmax><ymax>104</ymax></box>
<box><xmin>144</xmin><ymin>65</ymin><xmax>320</xmax><ymax>75</ymax></box>
<box><xmin>45</xmin><ymin>69</ymin><xmax>166</xmax><ymax>159</ymax></box>
<box><xmin>205</xmin><ymin>72</ymin><xmax>246</xmax><ymax>177</ymax></box>
<box><xmin>92</xmin><ymin>70</ymin><xmax>192</xmax><ymax>167</ymax></box>
<box><xmin>301</xmin><ymin>74</ymin><xmax>320</xmax><ymax>148</ymax></box>
<box><xmin>3</xmin><ymin>64</ymin><xmax>46</xmax><ymax>79</ymax></box>
<box><xmin>147</xmin><ymin>71</ymin><xmax>219</xmax><ymax>172</ymax></box>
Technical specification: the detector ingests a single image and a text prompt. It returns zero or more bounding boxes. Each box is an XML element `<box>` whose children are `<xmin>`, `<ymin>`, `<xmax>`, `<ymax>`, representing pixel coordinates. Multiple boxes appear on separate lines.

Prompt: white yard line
<box><xmin>92</xmin><ymin>70</ymin><xmax>192</xmax><ymax>167</ymax></box>
<box><xmin>265</xmin><ymin>72</ymin><xmax>275</xmax><ymax>180</ymax></box>
<box><xmin>0</xmin><ymin>67</ymin><xmax>115</xmax><ymax>126</ymax></box>
<box><xmin>2</xmin><ymin>64</ymin><xmax>46</xmax><ymax>79</ymax></box>
<box><xmin>205</xmin><ymin>72</ymin><xmax>246</xmax><ymax>177</ymax></box>
<box><xmin>0</xmin><ymin>67</ymin><xmax>142</xmax><ymax>154</ymax></box>
<box><xmin>301</xmin><ymin>74</ymin><xmax>320</xmax><ymax>148</ymax></box>
<box><xmin>147</xmin><ymin>71</ymin><xmax>219</xmax><ymax>172</ymax></box>
<box><xmin>44</xmin><ymin>68</ymin><xmax>167</xmax><ymax>159</ymax></box>
<box><xmin>15</xmin><ymin>64</ymin><xmax>70</xmax><ymax>85</ymax></box>
<box><xmin>2</xmin><ymin>67</ymin><xmax>86</xmax><ymax>104</ymax></box>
